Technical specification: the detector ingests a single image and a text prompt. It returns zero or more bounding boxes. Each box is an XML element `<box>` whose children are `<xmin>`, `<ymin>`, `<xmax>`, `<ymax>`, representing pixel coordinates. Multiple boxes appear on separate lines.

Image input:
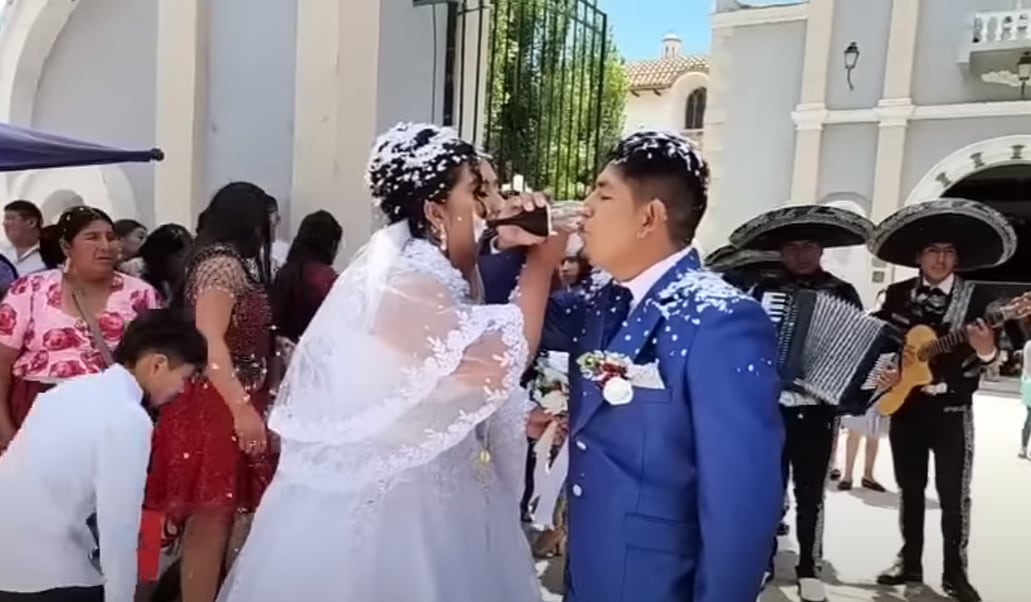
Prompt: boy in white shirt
<box><xmin>0</xmin><ymin>309</ymin><xmax>207</xmax><ymax>602</ymax></box>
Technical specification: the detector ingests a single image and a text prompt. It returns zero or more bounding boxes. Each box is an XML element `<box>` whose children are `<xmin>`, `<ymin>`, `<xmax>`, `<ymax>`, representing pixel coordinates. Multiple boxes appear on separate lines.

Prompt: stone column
<box><xmin>290</xmin><ymin>0</ymin><xmax>383</xmax><ymax>258</ymax></box>
<box><xmin>153</xmin><ymin>0</ymin><xmax>208</xmax><ymax>228</ymax></box>
<box><xmin>787</xmin><ymin>0</ymin><xmax>835</xmax><ymax>205</ymax></box>
<box><xmin>870</xmin><ymin>0</ymin><xmax>921</xmax><ymax>283</ymax></box>
<box><xmin>695</xmin><ymin>26</ymin><xmax>732</xmax><ymax>253</ymax></box>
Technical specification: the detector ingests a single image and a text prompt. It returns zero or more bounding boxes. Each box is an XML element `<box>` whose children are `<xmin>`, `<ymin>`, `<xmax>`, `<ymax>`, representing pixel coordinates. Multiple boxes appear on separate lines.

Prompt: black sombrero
<box><xmin>729</xmin><ymin>205</ymin><xmax>874</xmax><ymax>251</ymax></box>
<box><xmin>867</xmin><ymin>198</ymin><xmax>1016</xmax><ymax>271</ymax></box>
<box><xmin>704</xmin><ymin>244</ymin><xmax>781</xmax><ymax>274</ymax></box>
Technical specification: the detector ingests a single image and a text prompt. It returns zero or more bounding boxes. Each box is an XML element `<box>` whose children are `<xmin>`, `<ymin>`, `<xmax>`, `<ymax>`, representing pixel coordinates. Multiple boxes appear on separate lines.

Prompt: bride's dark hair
<box><xmin>366</xmin><ymin>123</ymin><xmax>483</xmax><ymax>239</ymax></box>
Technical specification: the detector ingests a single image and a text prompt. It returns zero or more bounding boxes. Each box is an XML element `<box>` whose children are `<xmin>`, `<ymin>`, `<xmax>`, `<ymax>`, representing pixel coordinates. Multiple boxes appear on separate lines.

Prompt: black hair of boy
<box><xmin>113</xmin><ymin>309</ymin><xmax>207</xmax><ymax>368</ymax></box>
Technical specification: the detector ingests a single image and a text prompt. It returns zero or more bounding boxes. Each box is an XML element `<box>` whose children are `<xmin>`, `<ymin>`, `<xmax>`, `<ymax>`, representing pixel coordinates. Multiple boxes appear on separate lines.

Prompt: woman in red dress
<box><xmin>145</xmin><ymin>182</ymin><xmax>275</xmax><ymax>602</ymax></box>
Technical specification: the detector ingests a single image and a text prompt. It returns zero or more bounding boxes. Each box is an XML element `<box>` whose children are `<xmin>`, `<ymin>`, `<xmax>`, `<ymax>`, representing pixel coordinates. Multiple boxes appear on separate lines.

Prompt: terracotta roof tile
<box><xmin>625</xmin><ymin>54</ymin><xmax>709</xmax><ymax>91</ymax></box>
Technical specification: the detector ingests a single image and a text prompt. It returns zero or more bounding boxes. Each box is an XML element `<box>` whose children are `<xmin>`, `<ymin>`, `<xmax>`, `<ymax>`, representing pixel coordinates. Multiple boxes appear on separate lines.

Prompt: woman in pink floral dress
<box><xmin>0</xmin><ymin>207</ymin><xmax>160</xmax><ymax>451</ymax></box>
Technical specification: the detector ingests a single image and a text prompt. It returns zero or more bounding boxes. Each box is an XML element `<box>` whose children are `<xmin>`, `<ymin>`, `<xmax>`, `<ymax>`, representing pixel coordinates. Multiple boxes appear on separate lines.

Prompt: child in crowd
<box><xmin>0</xmin><ymin>310</ymin><xmax>207</xmax><ymax>602</ymax></box>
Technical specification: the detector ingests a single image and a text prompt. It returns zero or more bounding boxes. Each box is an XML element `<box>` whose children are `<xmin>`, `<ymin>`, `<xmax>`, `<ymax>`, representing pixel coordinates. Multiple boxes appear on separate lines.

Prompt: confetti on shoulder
<box><xmin>654</xmin><ymin>268</ymin><xmax>751</xmax><ymax>318</ymax></box>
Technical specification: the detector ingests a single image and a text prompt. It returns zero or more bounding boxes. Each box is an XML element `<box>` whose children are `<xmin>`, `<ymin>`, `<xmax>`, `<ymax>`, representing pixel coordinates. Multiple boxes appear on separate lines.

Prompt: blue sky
<box><xmin>598</xmin><ymin>0</ymin><xmax>798</xmax><ymax>60</ymax></box>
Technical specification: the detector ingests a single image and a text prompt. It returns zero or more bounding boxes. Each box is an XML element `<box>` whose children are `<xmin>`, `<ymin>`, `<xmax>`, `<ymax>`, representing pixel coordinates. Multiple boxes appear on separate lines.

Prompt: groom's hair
<box><xmin>609</xmin><ymin>131</ymin><xmax>709</xmax><ymax>245</ymax></box>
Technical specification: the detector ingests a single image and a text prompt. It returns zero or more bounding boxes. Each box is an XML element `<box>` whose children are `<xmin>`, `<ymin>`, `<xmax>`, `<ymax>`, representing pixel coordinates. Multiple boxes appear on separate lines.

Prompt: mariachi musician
<box><xmin>703</xmin><ymin>244</ymin><xmax>783</xmax><ymax>292</ymax></box>
<box><xmin>729</xmin><ymin>204</ymin><xmax>873</xmax><ymax>602</ymax></box>
<box><xmin>868</xmin><ymin>199</ymin><xmax>1014</xmax><ymax>602</ymax></box>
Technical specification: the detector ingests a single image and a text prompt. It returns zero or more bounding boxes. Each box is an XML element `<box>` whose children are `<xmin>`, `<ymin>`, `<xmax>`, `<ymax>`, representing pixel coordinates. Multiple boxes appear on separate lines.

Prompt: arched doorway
<box><xmin>944</xmin><ymin>163</ymin><xmax>1031</xmax><ymax>285</ymax></box>
<box><xmin>40</xmin><ymin>189</ymin><xmax>83</xmax><ymax>223</ymax></box>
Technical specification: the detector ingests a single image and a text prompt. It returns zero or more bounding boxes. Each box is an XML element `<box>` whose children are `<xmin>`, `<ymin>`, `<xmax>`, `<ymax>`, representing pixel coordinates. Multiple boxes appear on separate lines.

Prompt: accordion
<box><xmin>760</xmin><ymin>289</ymin><xmax>901</xmax><ymax>415</ymax></box>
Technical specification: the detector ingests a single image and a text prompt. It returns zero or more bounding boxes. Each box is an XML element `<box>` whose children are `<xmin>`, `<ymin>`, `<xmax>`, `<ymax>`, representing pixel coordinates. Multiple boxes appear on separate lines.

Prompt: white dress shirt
<box><xmin>1</xmin><ymin>243</ymin><xmax>46</xmax><ymax>277</ymax></box>
<box><xmin>0</xmin><ymin>365</ymin><xmax>152</xmax><ymax>601</ymax></box>
<box><xmin>922</xmin><ymin>273</ymin><xmax>954</xmax><ymax>294</ymax></box>
<box><xmin>619</xmin><ymin>247</ymin><xmax>692</xmax><ymax>312</ymax></box>
<box><xmin>271</xmin><ymin>239</ymin><xmax>290</xmax><ymax>265</ymax></box>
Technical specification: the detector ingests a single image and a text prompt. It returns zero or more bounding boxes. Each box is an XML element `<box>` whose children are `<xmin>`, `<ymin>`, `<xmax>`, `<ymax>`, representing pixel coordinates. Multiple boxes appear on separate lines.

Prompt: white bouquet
<box><xmin>530</xmin><ymin>351</ymin><xmax>570</xmax><ymax>416</ymax></box>
<box><xmin>528</xmin><ymin>351</ymin><xmax>570</xmax><ymax>529</ymax></box>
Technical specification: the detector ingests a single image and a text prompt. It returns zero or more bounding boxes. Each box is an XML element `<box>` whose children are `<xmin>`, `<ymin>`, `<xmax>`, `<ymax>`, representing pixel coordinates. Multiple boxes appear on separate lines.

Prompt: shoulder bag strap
<box><xmin>68</xmin><ymin>280</ymin><xmax>115</xmax><ymax>368</ymax></box>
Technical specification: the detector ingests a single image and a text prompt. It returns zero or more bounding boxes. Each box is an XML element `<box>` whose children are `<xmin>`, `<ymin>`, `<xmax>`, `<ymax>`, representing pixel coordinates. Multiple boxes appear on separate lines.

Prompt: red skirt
<box><xmin>9</xmin><ymin>378</ymin><xmax>55</xmax><ymax>428</ymax></box>
<box><xmin>144</xmin><ymin>379</ymin><xmax>277</xmax><ymax>527</ymax></box>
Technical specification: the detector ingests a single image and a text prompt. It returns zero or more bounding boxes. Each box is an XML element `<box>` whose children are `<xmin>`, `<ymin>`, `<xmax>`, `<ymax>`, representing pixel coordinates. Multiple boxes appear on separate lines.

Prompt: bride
<box><xmin>217</xmin><ymin>123</ymin><xmax>567</xmax><ymax>601</ymax></box>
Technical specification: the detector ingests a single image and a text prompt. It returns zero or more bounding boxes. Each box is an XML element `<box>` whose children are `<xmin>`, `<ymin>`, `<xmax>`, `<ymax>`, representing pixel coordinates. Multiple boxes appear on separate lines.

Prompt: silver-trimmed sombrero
<box><xmin>704</xmin><ymin>244</ymin><xmax>781</xmax><ymax>274</ymax></box>
<box><xmin>867</xmin><ymin>198</ymin><xmax>1016</xmax><ymax>271</ymax></box>
<box><xmin>729</xmin><ymin>205</ymin><xmax>874</xmax><ymax>251</ymax></box>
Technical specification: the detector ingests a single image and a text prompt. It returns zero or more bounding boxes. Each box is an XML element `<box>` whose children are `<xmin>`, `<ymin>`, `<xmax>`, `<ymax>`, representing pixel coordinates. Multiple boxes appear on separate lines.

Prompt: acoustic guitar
<box><xmin>876</xmin><ymin>292</ymin><xmax>1031</xmax><ymax>416</ymax></box>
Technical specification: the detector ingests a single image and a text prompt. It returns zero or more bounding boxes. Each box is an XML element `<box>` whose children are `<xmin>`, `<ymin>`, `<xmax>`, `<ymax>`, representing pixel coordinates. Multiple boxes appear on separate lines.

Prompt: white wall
<box><xmin>698</xmin><ymin>18</ymin><xmax>806</xmax><ymax>251</ymax></box>
<box><xmin>206</xmin><ymin>0</ymin><xmax>298</xmax><ymax>230</ymax></box>
<box><xmin>30</xmin><ymin>0</ymin><xmax>158</xmax><ymax>222</ymax></box>
<box><xmin>377</xmin><ymin>1</ymin><xmax>449</xmax><ymax>132</ymax></box>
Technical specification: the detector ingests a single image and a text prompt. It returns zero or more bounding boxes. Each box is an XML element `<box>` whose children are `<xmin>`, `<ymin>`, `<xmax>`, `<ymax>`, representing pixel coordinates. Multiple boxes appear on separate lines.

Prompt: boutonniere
<box><xmin>577</xmin><ymin>351</ymin><xmax>634</xmax><ymax>406</ymax></box>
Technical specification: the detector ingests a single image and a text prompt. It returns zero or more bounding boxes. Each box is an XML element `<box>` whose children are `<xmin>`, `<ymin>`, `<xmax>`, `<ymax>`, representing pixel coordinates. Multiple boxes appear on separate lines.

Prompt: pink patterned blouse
<box><xmin>0</xmin><ymin>270</ymin><xmax>160</xmax><ymax>381</ymax></box>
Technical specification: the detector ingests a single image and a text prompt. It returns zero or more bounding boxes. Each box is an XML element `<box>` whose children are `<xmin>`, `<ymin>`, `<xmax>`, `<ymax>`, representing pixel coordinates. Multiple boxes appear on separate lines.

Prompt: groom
<box><xmin>481</xmin><ymin>131</ymin><xmax>784</xmax><ymax>602</ymax></box>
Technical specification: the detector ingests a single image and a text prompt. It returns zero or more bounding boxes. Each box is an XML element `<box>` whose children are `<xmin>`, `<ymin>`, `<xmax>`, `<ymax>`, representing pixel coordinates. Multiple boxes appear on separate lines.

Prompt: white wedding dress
<box><xmin>217</xmin><ymin>223</ymin><xmax>541</xmax><ymax>602</ymax></box>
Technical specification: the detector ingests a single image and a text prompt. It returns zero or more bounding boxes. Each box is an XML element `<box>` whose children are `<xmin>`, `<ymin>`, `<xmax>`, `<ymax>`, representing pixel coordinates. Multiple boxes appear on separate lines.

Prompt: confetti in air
<box><xmin>611</xmin><ymin>129</ymin><xmax>709</xmax><ymax>193</ymax></box>
<box><xmin>365</xmin><ymin>122</ymin><xmax>479</xmax><ymax>220</ymax></box>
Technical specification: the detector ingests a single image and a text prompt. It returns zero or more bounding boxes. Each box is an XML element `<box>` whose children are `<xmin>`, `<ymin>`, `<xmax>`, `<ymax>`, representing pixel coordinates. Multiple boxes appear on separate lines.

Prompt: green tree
<box><xmin>484</xmin><ymin>0</ymin><xmax>627</xmax><ymax>200</ymax></box>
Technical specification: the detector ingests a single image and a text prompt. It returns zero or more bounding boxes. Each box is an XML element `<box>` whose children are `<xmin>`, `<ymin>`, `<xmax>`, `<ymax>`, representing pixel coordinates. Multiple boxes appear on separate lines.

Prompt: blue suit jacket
<box><xmin>482</xmin><ymin>249</ymin><xmax>784</xmax><ymax>602</ymax></box>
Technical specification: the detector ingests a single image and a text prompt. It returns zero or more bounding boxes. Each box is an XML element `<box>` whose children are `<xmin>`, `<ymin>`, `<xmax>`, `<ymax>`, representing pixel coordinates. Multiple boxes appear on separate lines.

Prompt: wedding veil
<box><xmin>268</xmin><ymin>125</ymin><xmax>528</xmax><ymax>495</ymax></box>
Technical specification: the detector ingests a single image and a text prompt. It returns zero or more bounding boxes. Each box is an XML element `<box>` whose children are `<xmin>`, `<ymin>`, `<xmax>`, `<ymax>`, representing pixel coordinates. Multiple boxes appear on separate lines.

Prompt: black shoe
<box><xmin>828</xmin><ymin>468</ymin><xmax>841</xmax><ymax>481</ymax></box>
<box><xmin>837</xmin><ymin>479</ymin><xmax>853</xmax><ymax>491</ymax></box>
<box><xmin>876</xmin><ymin>561</ymin><xmax>923</xmax><ymax>585</ymax></box>
<box><xmin>861</xmin><ymin>477</ymin><xmax>886</xmax><ymax>492</ymax></box>
<box><xmin>776</xmin><ymin>521</ymin><xmax>790</xmax><ymax>536</ymax></box>
<box><xmin>942</xmin><ymin>574</ymin><xmax>981</xmax><ymax>602</ymax></box>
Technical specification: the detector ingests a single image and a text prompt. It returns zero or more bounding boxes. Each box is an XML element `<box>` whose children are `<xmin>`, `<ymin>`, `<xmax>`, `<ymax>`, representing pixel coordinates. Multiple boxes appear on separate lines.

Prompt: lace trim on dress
<box><xmin>268</xmin><ymin>237</ymin><xmax>528</xmax><ymax>493</ymax></box>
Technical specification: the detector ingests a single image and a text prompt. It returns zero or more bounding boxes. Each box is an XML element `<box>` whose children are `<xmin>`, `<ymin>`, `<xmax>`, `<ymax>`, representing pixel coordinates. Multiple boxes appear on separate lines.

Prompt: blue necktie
<box><xmin>603</xmin><ymin>285</ymin><xmax>633</xmax><ymax>346</ymax></box>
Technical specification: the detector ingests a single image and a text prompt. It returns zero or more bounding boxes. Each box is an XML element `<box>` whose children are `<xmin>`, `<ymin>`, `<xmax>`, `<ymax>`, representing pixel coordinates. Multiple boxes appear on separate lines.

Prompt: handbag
<box><xmin>67</xmin><ymin>279</ymin><xmax>114</xmax><ymax>573</ymax></box>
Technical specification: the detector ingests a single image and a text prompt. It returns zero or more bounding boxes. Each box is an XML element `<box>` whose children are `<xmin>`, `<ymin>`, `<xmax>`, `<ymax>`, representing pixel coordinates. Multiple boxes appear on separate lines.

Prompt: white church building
<box><xmin>0</xmin><ymin>0</ymin><xmax>488</xmax><ymax>255</ymax></box>
<box><xmin>622</xmin><ymin>34</ymin><xmax>709</xmax><ymax>147</ymax></box>
<box><xmin>694</xmin><ymin>0</ymin><xmax>1031</xmax><ymax>304</ymax></box>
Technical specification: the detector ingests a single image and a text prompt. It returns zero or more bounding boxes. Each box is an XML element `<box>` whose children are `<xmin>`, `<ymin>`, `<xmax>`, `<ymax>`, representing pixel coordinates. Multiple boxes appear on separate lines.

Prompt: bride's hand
<box><xmin>494</xmin><ymin>192</ymin><xmax>549</xmax><ymax>250</ymax></box>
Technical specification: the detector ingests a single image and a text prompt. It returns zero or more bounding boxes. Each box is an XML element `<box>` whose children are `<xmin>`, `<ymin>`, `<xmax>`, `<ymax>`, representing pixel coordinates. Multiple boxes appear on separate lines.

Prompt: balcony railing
<box><xmin>972</xmin><ymin>8</ymin><xmax>1031</xmax><ymax>45</ymax></box>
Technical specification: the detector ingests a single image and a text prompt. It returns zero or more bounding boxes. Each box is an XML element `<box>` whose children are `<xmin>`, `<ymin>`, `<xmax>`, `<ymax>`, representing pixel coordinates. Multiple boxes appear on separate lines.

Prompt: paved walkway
<box><xmin>536</xmin><ymin>393</ymin><xmax>1031</xmax><ymax>602</ymax></box>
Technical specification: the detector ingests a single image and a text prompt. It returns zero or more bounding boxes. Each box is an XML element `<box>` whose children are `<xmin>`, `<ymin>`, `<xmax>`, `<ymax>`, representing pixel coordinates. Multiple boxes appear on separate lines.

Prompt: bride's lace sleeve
<box><xmin>269</xmin><ymin>261</ymin><xmax>529</xmax><ymax>493</ymax></box>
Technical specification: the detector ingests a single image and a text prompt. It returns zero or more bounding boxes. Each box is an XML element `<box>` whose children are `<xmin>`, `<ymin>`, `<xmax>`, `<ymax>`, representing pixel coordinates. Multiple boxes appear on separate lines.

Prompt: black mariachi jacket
<box><xmin>750</xmin><ymin>270</ymin><xmax>863</xmax><ymax>310</ymax></box>
<box><xmin>874</xmin><ymin>276</ymin><xmax>995</xmax><ymax>411</ymax></box>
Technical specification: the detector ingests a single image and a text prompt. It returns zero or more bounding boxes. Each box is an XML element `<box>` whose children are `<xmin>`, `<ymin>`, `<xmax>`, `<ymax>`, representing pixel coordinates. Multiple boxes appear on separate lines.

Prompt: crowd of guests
<box><xmin>0</xmin><ymin>186</ymin><xmax>343</xmax><ymax>602</ymax></box>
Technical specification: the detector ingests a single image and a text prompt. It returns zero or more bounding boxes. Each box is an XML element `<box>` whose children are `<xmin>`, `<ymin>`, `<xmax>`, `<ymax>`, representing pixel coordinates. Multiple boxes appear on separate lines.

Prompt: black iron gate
<box><xmin>444</xmin><ymin>0</ymin><xmax>611</xmax><ymax>200</ymax></box>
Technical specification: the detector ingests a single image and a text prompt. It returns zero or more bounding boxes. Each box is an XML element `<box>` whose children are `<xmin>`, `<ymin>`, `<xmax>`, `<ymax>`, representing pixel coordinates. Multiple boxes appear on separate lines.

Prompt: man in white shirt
<box><xmin>1</xmin><ymin>200</ymin><xmax>45</xmax><ymax>277</ymax></box>
<box><xmin>265</xmin><ymin>195</ymin><xmax>290</xmax><ymax>271</ymax></box>
<box><xmin>0</xmin><ymin>310</ymin><xmax>207</xmax><ymax>602</ymax></box>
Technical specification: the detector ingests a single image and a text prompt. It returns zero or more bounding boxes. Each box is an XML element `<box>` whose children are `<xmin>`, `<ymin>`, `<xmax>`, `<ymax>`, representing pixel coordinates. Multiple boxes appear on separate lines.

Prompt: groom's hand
<box><xmin>495</xmin><ymin>192</ymin><xmax>549</xmax><ymax>250</ymax></box>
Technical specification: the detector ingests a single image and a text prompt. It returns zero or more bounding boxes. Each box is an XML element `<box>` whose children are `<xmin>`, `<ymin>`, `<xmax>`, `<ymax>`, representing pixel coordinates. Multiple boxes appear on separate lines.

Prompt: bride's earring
<box><xmin>435</xmin><ymin>225</ymin><xmax>448</xmax><ymax>253</ymax></box>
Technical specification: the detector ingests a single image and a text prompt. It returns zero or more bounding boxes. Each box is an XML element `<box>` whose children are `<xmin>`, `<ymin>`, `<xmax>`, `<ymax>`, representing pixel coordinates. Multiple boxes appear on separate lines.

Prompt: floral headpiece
<box><xmin>365</xmin><ymin>122</ymin><xmax>479</xmax><ymax>220</ymax></box>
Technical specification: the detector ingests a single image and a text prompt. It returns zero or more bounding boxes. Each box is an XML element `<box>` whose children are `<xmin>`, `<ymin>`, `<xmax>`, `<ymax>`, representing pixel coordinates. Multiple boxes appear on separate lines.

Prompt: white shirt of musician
<box><xmin>922</xmin><ymin>274</ymin><xmax>954</xmax><ymax>294</ymax></box>
<box><xmin>619</xmin><ymin>247</ymin><xmax>692</xmax><ymax>312</ymax></box>
<box><xmin>0</xmin><ymin>365</ymin><xmax>151</xmax><ymax>601</ymax></box>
